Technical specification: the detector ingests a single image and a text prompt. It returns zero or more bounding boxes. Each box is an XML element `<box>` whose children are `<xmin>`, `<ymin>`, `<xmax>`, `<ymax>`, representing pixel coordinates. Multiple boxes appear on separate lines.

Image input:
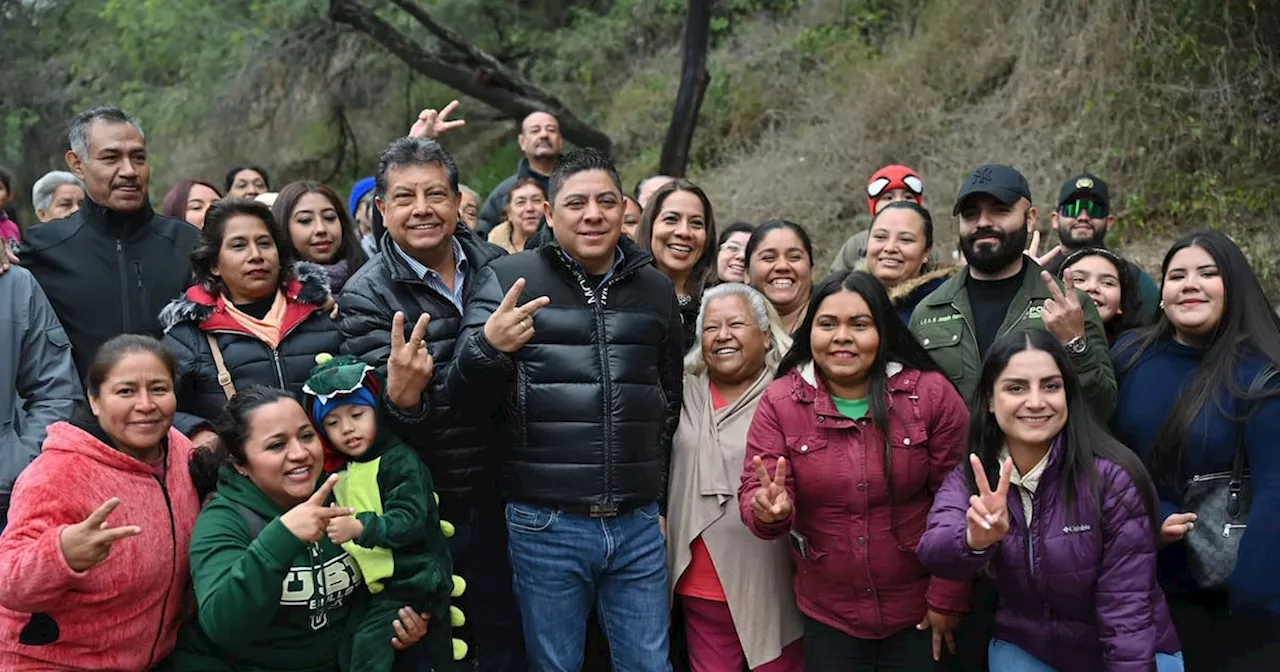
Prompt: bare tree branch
<box><xmin>329</xmin><ymin>0</ymin><xmax>611</xmax><ymax>152</ymax></box>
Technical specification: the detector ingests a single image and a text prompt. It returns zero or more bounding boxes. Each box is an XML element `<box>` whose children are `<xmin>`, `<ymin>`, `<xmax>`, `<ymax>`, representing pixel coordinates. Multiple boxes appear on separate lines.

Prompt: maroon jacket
<box><xmin>738</xmin><ymin>363</ymin><xmax>971</xmax><ymax>639</ymax></box>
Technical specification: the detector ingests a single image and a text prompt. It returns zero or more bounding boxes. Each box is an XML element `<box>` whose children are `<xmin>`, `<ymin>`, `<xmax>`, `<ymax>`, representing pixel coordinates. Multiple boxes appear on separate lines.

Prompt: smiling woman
<box><xmin>745</xmin><ymin>220</ymin><xmax>815</xmax><ymax>334</ymax></box>
<box><xmin>739</xmin><ymin>270</ymin><xmax>971</xmax><ymax>670</ymax></box>
<box><xmin>272</xmin><ymin>181</ymin><xmax>368</xmax><ymax>293</ymax></box>
<box><xmin>635</xmin><ymin>179</ymin><xmax>718</xmax><ymax>350</ymax></box>
<box><xmin>160</xmin><ymin>199</ymin><xmax>343</xmax><ymax>446</ymax></box>
<box><xmin>0</xmin><ymin>335</ymin><xmax>200</xmax><ymax>670</ymax></box>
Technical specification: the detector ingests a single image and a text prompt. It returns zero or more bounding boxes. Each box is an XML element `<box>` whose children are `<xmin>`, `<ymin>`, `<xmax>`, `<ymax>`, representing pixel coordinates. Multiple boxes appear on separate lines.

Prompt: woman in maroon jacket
<box><xmin>738</xmin><ymin>270</ymin><xmax>971</xmax><ymax>671</ymax></box>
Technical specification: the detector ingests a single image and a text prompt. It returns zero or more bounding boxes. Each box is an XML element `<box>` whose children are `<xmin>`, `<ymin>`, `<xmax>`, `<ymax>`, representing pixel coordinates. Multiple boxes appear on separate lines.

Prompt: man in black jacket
<box><xmin>448</xmin><ymin>148</ymin><xmax>684</xmax><ymax>671</ymax></box>
<box><xmin>20</xmin><ymin>106</ymin><xmax>199</xmax><ymax>383</ymax></box>
<box><xmin>475</xmin><ymin>111</ymin><xmax>561</xmax><ymax>236</ymax></box>
<box><xmin>337</xmin><ymin>135</ymin><xmax>525</xmax><ymax>671</ymax></box>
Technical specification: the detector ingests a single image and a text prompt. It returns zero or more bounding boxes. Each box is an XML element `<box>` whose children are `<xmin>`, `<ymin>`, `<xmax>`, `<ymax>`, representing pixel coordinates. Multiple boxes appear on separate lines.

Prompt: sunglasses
<box><xmin>867</xmin><ymin>174</ymin><xmax>924</xmax><ymax>198</ymax></box>
<box><xmin>1059</xmin><ymin>199</ymin><xmax>1107</xmax><ymax>219</ymax></box>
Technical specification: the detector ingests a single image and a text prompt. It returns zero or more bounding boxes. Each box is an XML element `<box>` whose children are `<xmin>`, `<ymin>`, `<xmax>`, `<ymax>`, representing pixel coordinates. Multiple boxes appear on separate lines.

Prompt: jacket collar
<box><xmin>537</xmin><ymin>231</ymin><xmax>654</xmax><ymax>279</ymax></box>
<box><xmin>44</xmin><ymin>420</ymin><xmax>177</xmax><ymax>475</ymax></box>
<box><xmin>379</xmin><ymin>225</ymin><xmax>503</xmax><ymax>287</ymax></box>
<box><xmin>80</xmin><ymin>196</ymin><xmax>157</xmax><ymax>240</ymax></box>
<box><xmin>516</xmin><ymin>157</ymin><xmax>551</xmax><ymax>184</ymax></box>
<box><xmin>158</xmin><ymin>261</ymin><xmax>330</xmax><ymax>337</ymax></box>
<box><xmin>792</xmin><ymin>361</ymin><xmax>914</xmax><ymax>420</ymax></box>
<box><xmin>890</xmin><ymin>264</ymin><xmax>962</xmax><ymax>305</ymax></box>
<box><xmin>918</xmin><ymin>257</ymin><xmax>1049</xmax><ymax>308</ymax></box>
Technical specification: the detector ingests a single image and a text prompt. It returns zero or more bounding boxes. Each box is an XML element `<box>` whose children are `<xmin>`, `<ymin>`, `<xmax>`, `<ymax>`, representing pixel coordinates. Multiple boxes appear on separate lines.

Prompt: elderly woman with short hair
<box><xmin>667</xmin><ymin>283</ymin><xmax>803</xmax><ymax>672</ymax></box>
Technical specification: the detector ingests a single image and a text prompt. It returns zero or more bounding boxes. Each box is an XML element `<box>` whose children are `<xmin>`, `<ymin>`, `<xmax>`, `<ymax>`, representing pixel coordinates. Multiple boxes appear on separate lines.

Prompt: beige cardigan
<box><xmin>667</xmin><ymin>368</ymin><xmax>803</xmax><ymax>667</ymax></box>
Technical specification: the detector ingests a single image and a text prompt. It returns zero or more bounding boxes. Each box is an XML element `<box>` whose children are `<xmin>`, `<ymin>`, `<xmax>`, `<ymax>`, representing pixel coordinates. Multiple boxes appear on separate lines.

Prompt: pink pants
<box><xmin>682</xmin><ymin>596</ymin><xmax>804</xmax><ymax>672</ymax></box>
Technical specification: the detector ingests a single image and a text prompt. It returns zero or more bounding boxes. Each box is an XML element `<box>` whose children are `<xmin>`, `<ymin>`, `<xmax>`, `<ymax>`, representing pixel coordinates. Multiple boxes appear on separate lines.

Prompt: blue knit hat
<box><xmin>349</xmin><ymin>177</ymin><xmax>376</xmax><ymax>218</ymax></box>
<box><xmin>311</xmin><ymin>387</ymin><xmax>377</xmax><ymax>426</ymax></box>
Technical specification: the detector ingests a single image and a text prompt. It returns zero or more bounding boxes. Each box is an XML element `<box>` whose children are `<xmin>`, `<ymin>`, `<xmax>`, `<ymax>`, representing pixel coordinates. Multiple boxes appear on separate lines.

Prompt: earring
<box><xmin>1159</xmin><ymin>300</ymin><xmax>1165</xmax><ymax>309</ymax></box>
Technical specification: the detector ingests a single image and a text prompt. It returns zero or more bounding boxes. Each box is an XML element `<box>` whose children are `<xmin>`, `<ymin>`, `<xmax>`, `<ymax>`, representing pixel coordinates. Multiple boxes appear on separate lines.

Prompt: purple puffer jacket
<box><xmin>916</xmin><ymin>437</ymin><xmax>1180</xmax><ymax>672</ymax></box>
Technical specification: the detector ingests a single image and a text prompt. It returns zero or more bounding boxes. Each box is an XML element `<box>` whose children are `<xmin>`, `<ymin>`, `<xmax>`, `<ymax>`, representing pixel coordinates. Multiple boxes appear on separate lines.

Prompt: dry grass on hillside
<box><xmin>682</xmin><ymin>0</ymin><xmax>1279</xmax><ymax>280</ymax></box>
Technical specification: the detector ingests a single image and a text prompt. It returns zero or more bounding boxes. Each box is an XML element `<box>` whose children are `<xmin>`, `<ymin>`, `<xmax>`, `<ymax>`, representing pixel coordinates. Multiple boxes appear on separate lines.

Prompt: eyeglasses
<box><xmin>1059</xmin><ymin>199</ymin><xmax>1106</xmax><ymax>219</ymax></box>
<box><xmin>867</xmin><ymin>174</ymin><xmax>924</xmax><ymax>198</ymax></box>
<box><xmin>720</xmin><ymin>242</ymin><xmax>745</xmax><ymax>254</ymax></box>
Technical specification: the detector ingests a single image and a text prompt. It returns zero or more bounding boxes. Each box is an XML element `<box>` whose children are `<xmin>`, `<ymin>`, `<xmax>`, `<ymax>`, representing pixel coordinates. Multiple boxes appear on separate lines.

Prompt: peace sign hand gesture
<box><xmin>279</xmin><ymin>475</ymin><xmax>355</xmax><ymax>544</ymax></box>
<box><xmin>409</xmin><ymin>100</ymin><xmax>466</xmax><ymax>139</ymax></box>
<box><xmin>59</xmin><ymin>498</ymin><xmax>142</xmax><ymax>572</ymax></box>
<box><xmin>1040</xmin><ymin>271</ymin><xmax>1086</xmax><ymax>344</ymax></box>
<box><xmin>1026</xmin><ymin>229</ymin><xmax>1064</xmax><ymax>267</ymax></box>
<box><xmin>751</xmin><ymin>456</ymin><xmax>792</xmax><ymax>524</ymax></box>
<box><xmin>387</xmin><ymin>311</ymin><xmax>434</xmax><ymax>409</ymax></box>
<box><xmin>967</xmin><ymin>454</ymin><xmax>1014</xmax><ymax>551</ymax></box>
<box><xmin>483</xmin><ymin>278</ymin><xmax>551</xmax><ymax>353</ymax></box>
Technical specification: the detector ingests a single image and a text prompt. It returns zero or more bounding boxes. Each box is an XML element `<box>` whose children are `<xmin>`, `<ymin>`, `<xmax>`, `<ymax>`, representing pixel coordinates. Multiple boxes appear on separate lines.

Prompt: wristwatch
<box><xmin>1064</xmin><ymin>335</ymin><xmax>1088</xmax><ymax>355</ymax></box>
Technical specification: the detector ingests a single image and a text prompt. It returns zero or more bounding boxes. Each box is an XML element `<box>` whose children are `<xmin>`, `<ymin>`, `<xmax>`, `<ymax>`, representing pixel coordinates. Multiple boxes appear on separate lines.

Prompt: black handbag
<box><xmin>1181</xmin><ymin>366</ymin><xmax>1276</xmax><ymax>590</ymax></box>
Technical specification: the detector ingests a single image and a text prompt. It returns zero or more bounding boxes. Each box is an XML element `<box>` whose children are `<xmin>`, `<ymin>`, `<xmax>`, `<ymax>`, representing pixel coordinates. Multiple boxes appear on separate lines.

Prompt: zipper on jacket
<box><xmin>271</xmin><ymin>348</ymin><xmax>286</xmax><ymax>388</ymax></box>
<box><xmin>1023</xmin><ymin>489</ymin><xmax>1037</xmax><ymax>578</ymax></box>
<box><xmin>117</xmin><ymin>239</ymin><xmax>131</xmax><ymax>330</ymax></box>
<box><xmin>146</xmin><ymin>474</ymin><xmax>178</xmax><ymax>668</ymax></box>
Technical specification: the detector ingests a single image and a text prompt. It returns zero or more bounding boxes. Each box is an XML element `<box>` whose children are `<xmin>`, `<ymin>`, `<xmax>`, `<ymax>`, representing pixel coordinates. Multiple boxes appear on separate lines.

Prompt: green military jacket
<box><xmin>908</xmin><ymin>259</ymin><xmax>1116</xmax><ymax>420</ymax></box>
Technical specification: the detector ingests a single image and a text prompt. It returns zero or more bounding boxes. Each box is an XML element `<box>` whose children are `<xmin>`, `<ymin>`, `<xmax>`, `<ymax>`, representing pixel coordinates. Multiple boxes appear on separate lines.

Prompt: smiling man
<box><xmin>476</xmin><ymin>111</ymin><xmax>563</xmax><ymax>236</ymax></box>
<box><xmin>19</xmin><ymin>106</ymin><xmax>199</xmax><ymax>380</ymax></box>
<box><xmin>337</xmin><ymin>136</ymin><xmax>526</xmax><ymax>671</ymax></box>
<box><xmin>447</xmin><ymin>147</ymin><xmax>684</xmax><ymax>671</ymax></box>
<box><xmin>909</xmin><ymin>163</ymin><xmax>1115</xmax><ymax>418</ymax></box>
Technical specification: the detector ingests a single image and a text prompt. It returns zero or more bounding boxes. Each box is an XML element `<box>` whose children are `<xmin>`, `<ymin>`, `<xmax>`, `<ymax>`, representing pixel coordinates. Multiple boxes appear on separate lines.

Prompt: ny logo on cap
<box><xmin>1075</xmin><ymin>177</ymin><xmax>1094</xmax><ymax>189</ymax></box>
<box><xmin>972</xmin><ymin>167</ymin><xmax>993</xmax><ymax>184</ymax></box>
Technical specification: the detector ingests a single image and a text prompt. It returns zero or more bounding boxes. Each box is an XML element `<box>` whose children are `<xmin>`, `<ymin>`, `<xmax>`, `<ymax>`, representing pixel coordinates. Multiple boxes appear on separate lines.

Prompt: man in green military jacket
<box><xmin>909</xmin><ymin>164</ymin><xmax>1115</xmax><ymax>420</ymax></box>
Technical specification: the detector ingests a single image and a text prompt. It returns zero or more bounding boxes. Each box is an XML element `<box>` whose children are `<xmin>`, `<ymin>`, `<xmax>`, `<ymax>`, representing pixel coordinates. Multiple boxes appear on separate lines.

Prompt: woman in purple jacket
<box><xmin>917</xmin><ymin>328</ymin><xmax>1183</xmax><ymax>671</ymax></box>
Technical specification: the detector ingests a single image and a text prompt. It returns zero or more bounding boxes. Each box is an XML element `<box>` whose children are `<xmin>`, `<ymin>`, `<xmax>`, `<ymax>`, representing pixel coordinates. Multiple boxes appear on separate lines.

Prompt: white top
<box><xmin>1000</xmin><ymin>446</ymin><xmax>1051</xmax><ymax>524</ymax></box>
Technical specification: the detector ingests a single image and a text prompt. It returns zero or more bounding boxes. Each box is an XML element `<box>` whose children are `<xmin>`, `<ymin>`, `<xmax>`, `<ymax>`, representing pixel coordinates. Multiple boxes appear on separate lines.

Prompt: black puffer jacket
<box><xmin>160</xmin><ymin>263</ymin><xmax>341</xmax><ymax>435</ymax></box>
<box><xmin>337</xmin><ymin>226</ymin><xmax>506</xmax><ymax>509</ymax></box>
<box><xmin>20</xmin><ymin>198</ymin><xmax>199</xmax><ymax>381</ymax></box>
<box><xmin>446</xmin><ymin>235</ymin><xmax>684</xmax><ymax>512</ymax></box>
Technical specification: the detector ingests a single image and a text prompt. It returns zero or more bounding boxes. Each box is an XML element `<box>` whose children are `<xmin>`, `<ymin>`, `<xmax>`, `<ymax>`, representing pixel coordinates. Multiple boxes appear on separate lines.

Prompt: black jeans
<box><xmin>802</xmin><ymin>617</ymin><xmax>934</xmax><ymax>672</ymax></box>
<box><xmin>397</xmin><ymin>504</ymin><xmax>526</xmax><ymax>672</ymax></box>
<box><xmin>1167</xmin><ymin>592</ymin><xmax>1280</xmax><ymax>672</ymax></box>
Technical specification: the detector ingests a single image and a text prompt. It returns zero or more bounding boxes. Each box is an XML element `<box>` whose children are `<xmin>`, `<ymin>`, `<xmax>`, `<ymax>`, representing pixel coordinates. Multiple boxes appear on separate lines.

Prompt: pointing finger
<box><xmin>498</xmin><ymin>279</ymin><xmax>527</xmax><ymax>312</ymax></box>
<box><xmin>308</xmin><ymin>474</ymin><xmax>340</xmax><ymax>506</ymax></box>
<box><xmin>995</xmin><ymin>456</ymin><xmax>1015</xmax><ymax>497</ymax></box>
<box><xmin>319</xmin><ymin>507</ymin><xmax>356</xmax><ymax>519</ymax></box>
<box><xmin>970</xmin><ymin>454</ymin><xmax>993</xmax><ymax>495</ymax></box>
<box><xmin>1040</xmin><ymin>271</ymin><xmax>1067</xmax><ymax>304</ymax></box>
<box><xmin>98</xmin><ymin>525</ymin><xmax>143</xmax><ymax>545</ymax></box>
<box><xmin>409</xmin><ymin>313</ymin><xmax>431</xmax><ymax>345</ymax></box>
<box><xmin>391</xmin><ymin>311</ymin><xmax>406</xmax><ymax>351</ymax></box>
<box><xmin>516</xmin><ymin>295</ymin><xmax>552</xmax><ymax>316</ymax></box>
<box><xmin>84</xmin><ymin>497</ymin><xmax>122</xmax><ymax>528</ymax></box>
<box><xmin>752</xmin><ymin>456</ymin><xmax>773</xmax><ymax>487</ymax></box>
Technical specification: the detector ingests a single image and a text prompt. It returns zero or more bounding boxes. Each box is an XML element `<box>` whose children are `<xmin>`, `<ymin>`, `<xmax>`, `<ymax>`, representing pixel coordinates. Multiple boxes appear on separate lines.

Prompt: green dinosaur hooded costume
<box><xmin>304</xmin><ymin>353</ymin><xmax>466</xmax><ymax>672</ymax></box>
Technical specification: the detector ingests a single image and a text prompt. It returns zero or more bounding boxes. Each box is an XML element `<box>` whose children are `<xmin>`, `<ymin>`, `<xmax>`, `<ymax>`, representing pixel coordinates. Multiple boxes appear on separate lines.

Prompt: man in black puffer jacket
<box><xmin>447</xmin><ymin>148</ymin><xmax>684</xmax><ymax>671</ymax></box>
<box><xmin>19</xmin><ymin>106</ymin><xmax>198</xmax><ymax>381</ymax></box>
<box><xmin>337</xmin><ymin>136</ymin><xmax>524</xmax><ymax>672</ymax></box>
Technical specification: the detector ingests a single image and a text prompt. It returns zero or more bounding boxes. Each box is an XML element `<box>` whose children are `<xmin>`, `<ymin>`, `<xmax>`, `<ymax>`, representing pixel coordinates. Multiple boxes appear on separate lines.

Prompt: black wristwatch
<box><xmin>1064</xmin><ymin>335</ymin><xmax>1088</xmax><ymax>355</ymax></box>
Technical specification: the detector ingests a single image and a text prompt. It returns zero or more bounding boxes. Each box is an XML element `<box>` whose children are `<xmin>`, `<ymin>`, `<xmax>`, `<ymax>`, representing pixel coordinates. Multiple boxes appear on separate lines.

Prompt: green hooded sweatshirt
<box><xmin>169</xmin><ymin>467</ymin><xmax>364</xmax><ymax>671</ymax></box>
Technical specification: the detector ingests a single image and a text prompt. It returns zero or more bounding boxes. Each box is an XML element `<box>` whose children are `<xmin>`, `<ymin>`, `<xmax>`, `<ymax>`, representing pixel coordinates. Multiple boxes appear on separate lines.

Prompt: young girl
<box><xmin>1058</xmin><ymin>247</ymin><xmax>1144</xmax><ymax>345</ymax></box>
<box><xmin>303</xmin><ymin>353</ymin><xmax>466</xmax><ymax>672</ymax></box>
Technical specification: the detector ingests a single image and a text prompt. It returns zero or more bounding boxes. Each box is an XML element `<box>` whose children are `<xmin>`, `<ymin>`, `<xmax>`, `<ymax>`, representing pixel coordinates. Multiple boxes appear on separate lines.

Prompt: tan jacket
<box><xmin>667</xmin><ymin>368</ymin><xmax>803</xmax><ymax>667</ymax></box>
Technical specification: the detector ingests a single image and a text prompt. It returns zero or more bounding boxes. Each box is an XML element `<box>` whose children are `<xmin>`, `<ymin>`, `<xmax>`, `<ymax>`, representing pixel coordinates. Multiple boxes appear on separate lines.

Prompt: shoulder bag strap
<box><xmin>1228</xmin><ymin>365</ymin><xmax>1277</xmax><ymax>515</ymax></box>
<box><xmin>206</xmin><ymin>333</ymin><xmax>237</xmax><ymax>400</ymax></box>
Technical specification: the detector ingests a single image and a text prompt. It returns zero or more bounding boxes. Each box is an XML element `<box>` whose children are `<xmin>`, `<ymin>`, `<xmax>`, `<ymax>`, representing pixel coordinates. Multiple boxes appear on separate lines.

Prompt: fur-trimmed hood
<box><xmin>159</xmin><ymin>261</ymin><xmax>332</xmax><ymax>332</ymax></box>
<box><xmin>888</xmin><ymin>264</ymin><xmax>962</xmax><ymax>305</ymax></box>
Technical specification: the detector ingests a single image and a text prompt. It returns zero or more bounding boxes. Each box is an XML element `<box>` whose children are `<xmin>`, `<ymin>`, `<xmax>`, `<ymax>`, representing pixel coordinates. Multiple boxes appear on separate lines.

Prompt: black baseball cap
<box><xmin>953</xmin><ymin>164</ymin><xmax>1033</xmax><ymax>215</ymax></box>
<box><xmin>1057</xmin><ymin>173</ymin><xmax>1110</xmax><ymax>211</ymax></box>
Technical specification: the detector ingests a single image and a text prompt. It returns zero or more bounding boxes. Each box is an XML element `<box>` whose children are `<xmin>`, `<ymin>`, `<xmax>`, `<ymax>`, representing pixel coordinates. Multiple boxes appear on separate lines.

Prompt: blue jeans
<box><xmin>506</xmin><ymin>501</ymin><xmax>672</xmax><ymax>672</ymax></box>
<box><xmin>989</xmin><ymin>639</ymin><xmax>1184</xmax><ymax>672</ymax></box>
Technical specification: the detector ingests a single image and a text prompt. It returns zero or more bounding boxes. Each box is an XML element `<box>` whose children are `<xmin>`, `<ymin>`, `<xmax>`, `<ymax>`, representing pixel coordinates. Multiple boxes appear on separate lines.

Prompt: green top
<box><xmin>832</xmin><ymin>396</ymin><xmax>869</xmax><ymax>420</ymax></box>
<box><xmin>170</xmin><ymin>467</ymin><xmax>363</xmax><ymax>672</ymax></box>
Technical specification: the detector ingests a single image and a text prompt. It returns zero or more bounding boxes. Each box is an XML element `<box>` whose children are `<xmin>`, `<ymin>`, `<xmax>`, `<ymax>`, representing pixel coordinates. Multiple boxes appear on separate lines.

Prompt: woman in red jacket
<box><xmin>739</xmin><ymin>270</ymin><xmax>970</xmax><ymax>671</ymax></box>
<box><xmin>0</xmin><ymin>334</ymin><xmax>200</xmax><ymax>671</ymax></box>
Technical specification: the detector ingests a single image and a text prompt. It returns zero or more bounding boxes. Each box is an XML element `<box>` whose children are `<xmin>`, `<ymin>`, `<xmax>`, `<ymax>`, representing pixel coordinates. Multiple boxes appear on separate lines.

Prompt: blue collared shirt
<box><xmin>392</xmin><ymin>236</ymin><xmax>469</xmax><ymax>312</ymax></box>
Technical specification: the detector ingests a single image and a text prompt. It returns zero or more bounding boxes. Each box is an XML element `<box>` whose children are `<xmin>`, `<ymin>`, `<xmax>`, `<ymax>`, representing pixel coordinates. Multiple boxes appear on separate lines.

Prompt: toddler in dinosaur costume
<box><xmin>304</xmin><ymin>353</ymin><xmax>467</xmax><ymax>672</ymax></box>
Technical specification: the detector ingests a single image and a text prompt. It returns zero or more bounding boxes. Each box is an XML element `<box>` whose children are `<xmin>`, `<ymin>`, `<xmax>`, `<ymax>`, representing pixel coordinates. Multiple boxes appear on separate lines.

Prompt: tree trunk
<box><xmin>658</xmin><ymin>0</ymin><xmax>712</xmax><ymax>177</ymax></box>
<box><xmin>328</xmin><ymin>0</ymin><xmax>612</xmax><ymax>154</ymax></box>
